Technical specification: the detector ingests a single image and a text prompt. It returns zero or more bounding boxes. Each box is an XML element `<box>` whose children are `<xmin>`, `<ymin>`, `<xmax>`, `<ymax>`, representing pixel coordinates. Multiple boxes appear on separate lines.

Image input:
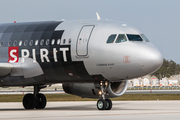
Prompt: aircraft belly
<box><xmin>41</xmin><ymin>61</ymin><xmax>95</xmax><ymax>83</ymax></box>
<box><xmin>0</xmin><ymin>75</ymin><xmax>46</xmax><ymax>86</ymax></box>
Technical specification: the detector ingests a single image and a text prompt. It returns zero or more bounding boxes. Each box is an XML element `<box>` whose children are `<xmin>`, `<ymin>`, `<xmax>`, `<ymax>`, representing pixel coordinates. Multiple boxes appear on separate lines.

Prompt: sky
<box><xmin>0</xmin><ymin>0</ymin><xmax>180</xmax><ymax>63</ymax></box>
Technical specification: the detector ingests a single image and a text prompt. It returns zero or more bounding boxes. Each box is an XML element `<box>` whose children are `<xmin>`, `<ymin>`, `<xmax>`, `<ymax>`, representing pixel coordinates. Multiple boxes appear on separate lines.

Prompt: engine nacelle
<box><xmin>62</xmin><ymin>80</ymin><xmax>128</xmax><ymax>98</ymax></box>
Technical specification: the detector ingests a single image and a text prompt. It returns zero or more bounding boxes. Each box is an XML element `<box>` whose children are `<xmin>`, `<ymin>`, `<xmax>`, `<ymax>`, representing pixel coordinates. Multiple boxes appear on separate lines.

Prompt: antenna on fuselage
<box><xmin>96</xmin><ymin>12</ymin><xmax>101</xmax><ymax>20</ymax></box>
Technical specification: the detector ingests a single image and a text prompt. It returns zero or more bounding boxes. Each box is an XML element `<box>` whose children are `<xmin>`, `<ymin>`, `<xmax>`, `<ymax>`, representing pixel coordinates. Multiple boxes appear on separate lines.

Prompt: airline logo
<box><xmin>8</xmin><ymin>47</ymin><xmax>19</xmax><ymax>63</ymax></box>
<box><xmin>8</xmin><ymin>46</ymin><xmax>70</xmax><ymax>63</ymax></box>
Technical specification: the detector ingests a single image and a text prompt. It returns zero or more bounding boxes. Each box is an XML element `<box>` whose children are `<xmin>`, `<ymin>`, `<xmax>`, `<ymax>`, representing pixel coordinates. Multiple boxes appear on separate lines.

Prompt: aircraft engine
<box><xmin>62</xmin><ymin>80</ymin><xmax>128</xmax><ymax>98</ymax></box>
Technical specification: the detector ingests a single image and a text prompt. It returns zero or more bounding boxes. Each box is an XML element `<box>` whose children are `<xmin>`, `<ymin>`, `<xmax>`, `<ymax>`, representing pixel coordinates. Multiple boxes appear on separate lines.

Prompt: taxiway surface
<box><xmin>0</xmin><ymin>89</ymin><xmax>180</xmax><ymax>94</ymax></box>
<box><xmin>0</xmin><ymin>101</ymin><xmax>180</xmax><ymax>120</ymax></box>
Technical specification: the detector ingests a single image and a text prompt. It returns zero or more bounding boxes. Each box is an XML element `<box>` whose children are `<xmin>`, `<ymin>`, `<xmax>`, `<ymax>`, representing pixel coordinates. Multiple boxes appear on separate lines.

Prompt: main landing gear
<box><xmin>96</xmin><ymin>81</ymin><xmax>112</xmax><ymax>110</ymax></box>
<box><xmin>23</xmin><ymin>86</ymin><xmax>47</xmax><ymax>109</ymax></box>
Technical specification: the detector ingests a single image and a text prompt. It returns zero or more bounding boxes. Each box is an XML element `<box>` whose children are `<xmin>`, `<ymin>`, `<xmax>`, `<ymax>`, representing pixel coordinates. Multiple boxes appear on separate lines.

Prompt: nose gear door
<box><xmin>76</xmin><ymin>25</ymin><xmax>95</xmax><ymax>56</ymax></box>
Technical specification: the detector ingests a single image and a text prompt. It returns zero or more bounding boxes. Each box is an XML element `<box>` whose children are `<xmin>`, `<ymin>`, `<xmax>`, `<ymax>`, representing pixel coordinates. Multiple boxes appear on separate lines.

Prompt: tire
<box><xmin>97</xmin><ymin>99</ymin><xmax>106</xmax><ymax>110</ymax></box>
<box><xmin>105</xmin><ymin>99</ymin><xmax>112</xmax><ymax>110</ymax></box>
<box><xmin>35</xmin><ymin>93</ymin><xmax>47</xmax><ymax>109</ymax></box>
<box><xmin>23</xmin><ymin>94</ymin><xmax>36</xmax><ymax>109</ymax></box>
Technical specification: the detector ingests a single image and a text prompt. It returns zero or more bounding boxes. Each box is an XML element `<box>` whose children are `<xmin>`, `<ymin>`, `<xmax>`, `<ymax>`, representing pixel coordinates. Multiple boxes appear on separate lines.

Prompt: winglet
<box><xmin>96</xmin><ymin>12</ymin><xmax>101</xmax><ymax>20</ymax></box>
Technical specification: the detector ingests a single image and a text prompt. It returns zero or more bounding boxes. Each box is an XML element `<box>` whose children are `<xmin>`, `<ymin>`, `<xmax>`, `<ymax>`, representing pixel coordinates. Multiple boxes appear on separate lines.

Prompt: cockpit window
<box><xmin>107</xmin><ymin>34</ymin><xmax>117</xmax><ymax>43</ymax></box>
<box><xmin>115</xmin><ymin>34</ymin><xmax>127</xmax><ymax>43</ymax></box>
<box><xmin>127</xmin><ymin>34</ymin><xmax>143</xmax><ymax>42</ymax></box>
<box><xmin>141</xmin><ymin>34</ymin><xmax>149</xmax><ymax>42</ymax></box>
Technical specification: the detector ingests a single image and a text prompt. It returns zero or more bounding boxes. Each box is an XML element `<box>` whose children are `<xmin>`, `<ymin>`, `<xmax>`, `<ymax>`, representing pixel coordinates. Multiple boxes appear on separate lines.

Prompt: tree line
<box><xmin>150</xmin><ymin>59</ymin><xmax>180</xmax><ymax>80</ymax></box>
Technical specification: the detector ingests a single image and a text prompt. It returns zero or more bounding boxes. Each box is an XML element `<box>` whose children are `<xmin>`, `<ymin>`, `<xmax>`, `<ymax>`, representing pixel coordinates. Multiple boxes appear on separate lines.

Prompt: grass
<box><xmin>0</xmin><ymin>94</ymin><xmax>180</xmax><ymax>102</ymax></box>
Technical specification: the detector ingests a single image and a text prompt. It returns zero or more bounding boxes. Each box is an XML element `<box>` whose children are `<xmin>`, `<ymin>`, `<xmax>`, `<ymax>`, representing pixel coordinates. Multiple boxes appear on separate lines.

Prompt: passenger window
<box><xmin>63</xmin><ymin>39</ymin><xmax>66</xmax><ymax>44</ymax></box>
<box><xmin>127</xmin><ymin>34</ymin><xmax>143</xmax><ymax>42</ymax></box>
<box><xmin>8</xmin><ymin>41</ymin><xmax>12</xmax><ymax>46</ymax></box>
<box><xmin>24</xmin><ymin>40</ymin><xmax>28</xmax><ymax>46</ymax></box>
<box><xmin>57</xmin><ymin>39</ymin><xmax>60</xmax><ymax>45</ymax></box>
<box><xmin>115</xmin><ymin>34</ymin><xmax>127</xmax><ymax>43</ymax></box>
<box><xmin>13</xmin><ymin>40</ymin><xmax>17</xmax><ymax>46</ymax></box>
<box><xmin>29</xmin><ymin>40</ymin><xmax>33</xmax><ymax>46</ymax></box>
<box><xmin>51</xmin><ymin>39</ymin><xmax>55</xmax><ymax>45</ymax></box>
<box><xmin>40</xmin><ymin>39</ymin><xmax>44</xmax><ymax>45</ymax></box>
<box><xmin>0</xmin><ymin>41</ymin><xmax>3</xmax><ymax>47</ymax></box>
<box><xmin>69</xmin><ymin>38</ymin><xmax>71</xmax><ymax>44</ymax></box>
<box><xmin>35</xmin><ymin>40</ymin><xmax>38</xmax><ymax>46</ymax></box>
<box><xmin>46</xmin><ymin>39</ymin><xmax>50</xmax><ymax>45</ymax></box>
<box><xmin>107</xmin><ymin>34</ymin><xmax>117</xmax><ymax>43</ymax></box>
<box><xmin>19</xmin><ymin>41</ymin><xmax>22</xmax><ymax>46</ymax></box>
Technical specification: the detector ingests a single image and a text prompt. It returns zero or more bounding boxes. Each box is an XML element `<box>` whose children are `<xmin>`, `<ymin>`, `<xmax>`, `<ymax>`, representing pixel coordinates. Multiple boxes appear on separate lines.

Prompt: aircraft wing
<box><xmin>0</xmin><ymin>63</ymin><xmax>13</xmax><ymax>77</ymax></box>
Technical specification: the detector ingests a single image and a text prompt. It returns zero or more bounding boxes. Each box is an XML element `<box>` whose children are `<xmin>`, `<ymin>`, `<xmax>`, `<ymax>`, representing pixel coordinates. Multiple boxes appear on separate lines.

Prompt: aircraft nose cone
<box><xmin>139</xmin><ymin>47</ymin><xmax>163</xmax><ymax>74</ymax></box>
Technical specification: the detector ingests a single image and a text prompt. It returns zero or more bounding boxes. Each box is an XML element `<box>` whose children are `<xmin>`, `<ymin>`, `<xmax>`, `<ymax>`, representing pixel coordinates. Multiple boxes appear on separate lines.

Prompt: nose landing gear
<box><xmin>23</xmin><ymin>86</ymin><xmax>47</xmax><ymax>109</ymax></box>
<box><xmin>96</xmin><ymin>81</ymin><xmax>112</xmax><ymax>110</ymax></box>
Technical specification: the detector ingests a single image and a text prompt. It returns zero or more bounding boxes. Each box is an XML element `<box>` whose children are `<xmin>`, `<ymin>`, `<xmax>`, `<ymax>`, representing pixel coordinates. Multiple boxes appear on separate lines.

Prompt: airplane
<box><xmin>0</xmin><ymin>13</ymin><xmax>163</xmax><ymax>110</ymax></box>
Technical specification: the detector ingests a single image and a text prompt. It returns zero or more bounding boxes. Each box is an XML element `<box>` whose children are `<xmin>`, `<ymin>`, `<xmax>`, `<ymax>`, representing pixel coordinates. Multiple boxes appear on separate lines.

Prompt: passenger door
<box><xmin>76</xmin><ymin>25</ymin><xmax>95</xmax><ymax>56</ymax></box>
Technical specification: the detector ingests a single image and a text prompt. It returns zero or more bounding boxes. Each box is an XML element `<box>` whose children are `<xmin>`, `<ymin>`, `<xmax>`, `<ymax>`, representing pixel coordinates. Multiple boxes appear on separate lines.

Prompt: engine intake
<box><xmin>107</xmin><ymin>81</ymin><xmax>128</xmax><ymax>98</ymax></box>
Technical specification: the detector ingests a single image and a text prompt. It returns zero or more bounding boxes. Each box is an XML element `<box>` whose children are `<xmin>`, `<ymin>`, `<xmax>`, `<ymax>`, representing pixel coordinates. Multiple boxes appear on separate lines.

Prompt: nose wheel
<box><xmin>97</xmin><ymin>99</ymin><xmax>112</xmax><ymax>110</ymax></box>
<box><xmin>97</xmin><ymin>99</ymin><xmax>106</xmax><ymax>110</ymax></box>
<box><xmin>105</xmin><ymin>99</ymin><xmax>112</xmax><ymax>110</ymax></box>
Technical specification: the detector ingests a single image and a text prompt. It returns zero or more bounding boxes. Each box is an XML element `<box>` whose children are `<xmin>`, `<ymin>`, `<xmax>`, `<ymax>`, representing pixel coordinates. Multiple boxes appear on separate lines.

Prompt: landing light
<box><xmin>105</xmin><ymin>81</ymin><xmax>108</xmax><ymax>86</ymax></box>
<box><xmin>99</xmin><ymin>91</ymin><xmax>102</xmax><ymax>95</ymax></box>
